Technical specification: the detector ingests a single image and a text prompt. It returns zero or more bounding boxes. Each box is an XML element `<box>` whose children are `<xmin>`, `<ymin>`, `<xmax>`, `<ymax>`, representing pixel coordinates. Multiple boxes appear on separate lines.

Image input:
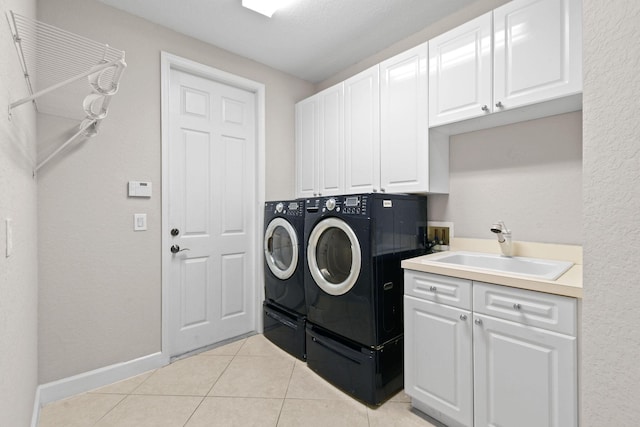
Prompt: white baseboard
<box><xmin>30</xmin><ymin>385</ymin><xmax>41</xmax><ymax>427</ymax></box>
<box><xmin>31</xmin><ymin>352</ymin><xmax>169</xmax><ymax>426</ymax></box>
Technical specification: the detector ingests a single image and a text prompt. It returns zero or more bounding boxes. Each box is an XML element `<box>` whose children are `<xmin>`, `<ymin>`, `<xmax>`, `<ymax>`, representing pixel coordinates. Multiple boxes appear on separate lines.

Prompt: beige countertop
<box><xmin>401</xmin><ymin>238</ymin><xmax>583</xmax><ymax>299</ymax></box>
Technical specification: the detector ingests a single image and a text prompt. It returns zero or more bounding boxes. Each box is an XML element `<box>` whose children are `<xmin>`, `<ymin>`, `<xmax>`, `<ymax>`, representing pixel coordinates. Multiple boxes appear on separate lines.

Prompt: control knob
<box><xmin>325</xmin><ymin>198</ymin><xmax>336</xmax><ymax>211</ymax></box>
<box><xmin>275</xmin><ymin>202</ymin><xmax>284</xmax><ymax>213</ymax></box>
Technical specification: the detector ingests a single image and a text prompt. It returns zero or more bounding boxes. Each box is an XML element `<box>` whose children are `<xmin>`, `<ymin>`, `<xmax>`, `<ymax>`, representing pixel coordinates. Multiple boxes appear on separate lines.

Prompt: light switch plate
<box><xmin>134</xmin><ymin>213</ymin><xmax>147</xmax><ymax>231</ymax></box>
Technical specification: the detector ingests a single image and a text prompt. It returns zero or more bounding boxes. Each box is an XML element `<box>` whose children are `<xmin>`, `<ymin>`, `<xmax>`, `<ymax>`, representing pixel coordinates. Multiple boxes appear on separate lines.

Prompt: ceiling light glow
<box><xmin>242</xmin><ymin>0</ymin><xmax>289</xmax><ymax>18</ymax></box>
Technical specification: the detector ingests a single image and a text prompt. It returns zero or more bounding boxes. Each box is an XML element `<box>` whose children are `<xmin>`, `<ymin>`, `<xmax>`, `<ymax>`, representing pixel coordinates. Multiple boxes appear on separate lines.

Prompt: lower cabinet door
<box><xmin>404</xmin><ymin>295</ymin><xmax>473</xmax><ymax>427</ymax></box>
<box><xmin>473</xmin><ymin>314</ymin><xmax>578</xmax><ymax>427</ymax></box>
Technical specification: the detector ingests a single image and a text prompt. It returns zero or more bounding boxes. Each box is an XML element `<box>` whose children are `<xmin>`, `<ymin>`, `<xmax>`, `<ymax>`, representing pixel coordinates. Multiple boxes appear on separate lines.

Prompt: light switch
<box><xmin>134</xmin><ymin>213</ymin><xmax>147</xmax><ymax>231</ymax></box>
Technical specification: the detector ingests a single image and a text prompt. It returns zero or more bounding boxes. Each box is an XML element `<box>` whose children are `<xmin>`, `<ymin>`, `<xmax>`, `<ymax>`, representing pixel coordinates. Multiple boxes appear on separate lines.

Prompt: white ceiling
<box><xmin>98</xmin><ymin>0</ymin><xmax>477</xmax><ymax>83</ymax></box>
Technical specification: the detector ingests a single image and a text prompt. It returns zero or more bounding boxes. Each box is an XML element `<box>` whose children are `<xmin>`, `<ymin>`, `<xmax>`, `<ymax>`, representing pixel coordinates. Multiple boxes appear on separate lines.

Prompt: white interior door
<box><xmin>167</xmin><ymin>67</ymin><xmax>256</xmax><ymax>357</ymax></box>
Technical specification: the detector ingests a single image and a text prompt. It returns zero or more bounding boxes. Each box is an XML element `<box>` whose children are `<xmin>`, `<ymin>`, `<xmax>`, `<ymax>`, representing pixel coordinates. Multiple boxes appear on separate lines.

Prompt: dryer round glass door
<box><xmin>264</xmin><ymin>218</ymin><xmax>299</xmax><ymax>280</ymax></box>
<box><xmin>307</xmin><ymin>217</ymin><xmax>362</xmax><ymax>296</ymax></box>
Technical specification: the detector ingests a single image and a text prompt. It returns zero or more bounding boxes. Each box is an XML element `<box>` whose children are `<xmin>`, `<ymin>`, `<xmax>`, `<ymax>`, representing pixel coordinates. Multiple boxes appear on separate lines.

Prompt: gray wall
<box><xmin>582</xmin><ymin>0</ymin><xmax>640</xmax><ymax>424</ymax></box>
<box><xmin>429</xmin><ymin>112</ymin><xmax>583</xmax><ymax>244</ymax></box>
<box><xmin>0</xmin><ymin>0</ymin><xmax>39</xmax><ymax>425</ymax></box>
<box><xmin>37</xmin><ymin>0</ymin><xmax>314</xmax><ymax>383</ymax></box>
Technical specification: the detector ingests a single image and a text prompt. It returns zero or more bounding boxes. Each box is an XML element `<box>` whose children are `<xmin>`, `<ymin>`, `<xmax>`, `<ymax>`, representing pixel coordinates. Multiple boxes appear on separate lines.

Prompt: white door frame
<box><xmin>160</xmin><ymin>52</ymin><xmax>265</xmax><ymax>358</ymax></box>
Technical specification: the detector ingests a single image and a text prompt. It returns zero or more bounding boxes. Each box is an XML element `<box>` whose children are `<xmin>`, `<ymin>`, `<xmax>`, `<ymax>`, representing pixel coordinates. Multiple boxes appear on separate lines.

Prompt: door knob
<box><xmin>170</xmin><ymin>228</ymin><xmax>180</xmax><ymax>236</ymax></box>
<box><xmin>170</xmin><ymin>245</ymin><xmax>190</xmax><ymax>254</ymax></box>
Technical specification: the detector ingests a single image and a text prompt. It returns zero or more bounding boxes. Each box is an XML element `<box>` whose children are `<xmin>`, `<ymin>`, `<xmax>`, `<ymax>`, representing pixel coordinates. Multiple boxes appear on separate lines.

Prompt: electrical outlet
<box><xmin>428</xmin><ymin>226</ymin><xmax>450</xmax><ymax>245</ymax></box>
<box><xmin>427</xmin><ymin>221</ymin><xmax>454</xmax><ymax>250</ymax></box>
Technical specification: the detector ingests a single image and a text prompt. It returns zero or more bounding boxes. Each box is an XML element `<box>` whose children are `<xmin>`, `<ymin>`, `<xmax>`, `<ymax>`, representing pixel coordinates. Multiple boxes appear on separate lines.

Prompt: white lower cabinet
<box><xmin>404</xmin><ymin>271</ymin><xmax>578</xmax><ymax>427</ymax></box>
<box><xmin>404</xmin><ymin>295</ymin><xmax>473</xmax><ymax>427</ymax></box>
<box><xmin>473</xmin><ymin>313</ymin><xmax>577</xmax><ymax>427</ymax></box>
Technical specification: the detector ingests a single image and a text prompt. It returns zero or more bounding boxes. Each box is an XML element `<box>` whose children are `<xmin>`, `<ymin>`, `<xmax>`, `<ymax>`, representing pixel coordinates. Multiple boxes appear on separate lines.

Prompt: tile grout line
<box><xmin>180</xmin><ymin>396</ymin><xmax>207</xmax><ymax>427</ymax></box>
<box><xmin>89</xmin><ymin>393</ymin><xmax>128</xmax><ymax>427</ymax></box>
<box><xmin>274</xmin><ymin>357</ymin><xmax>299</xmax><ymax>426</ymax></box>
<box><xmin>200</xmin><ymin>346</ymin><xmax>239</xmax><ymax>398</ymax></box>
<box><xmin>179</xmin><ymin>336</ymin><xmax>253</xmax><ymax>426</ymax></box>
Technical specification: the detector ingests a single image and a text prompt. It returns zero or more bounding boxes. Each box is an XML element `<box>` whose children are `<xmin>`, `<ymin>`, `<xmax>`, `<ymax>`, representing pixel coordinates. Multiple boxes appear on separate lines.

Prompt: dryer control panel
<box><xmin>306</xmin><ymin>195</ymin><xmax>371</xmax><ymax>216</ymax></box>
<box><xmin>266</xmin><ymin>200</ymin><xmax>304</xmax><ymax>217</ymax></box>
<box><xmin>285</xmin><ymin>200</ymin><xmax>304</xmax><ymax>217</ymax></box>
<box><xmin>306</xmin><ymin>195</ymin><xmax>374</xmax><ymax>216</ymax></box>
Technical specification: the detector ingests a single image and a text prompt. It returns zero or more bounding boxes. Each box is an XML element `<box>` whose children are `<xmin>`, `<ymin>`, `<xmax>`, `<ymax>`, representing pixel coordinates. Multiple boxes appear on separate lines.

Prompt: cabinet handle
<box><xmin>474</xmin><ymin>318</ymin><xmax>483</xmax><ymax>325</ymax></box>
<box><xmin>495</xmin><ymin>101</ymin><xmax>504</xmax><ymax>108</ymax></box>
<box><xmin>372</xmin><ymin>188</ymin><xmax>378</xmax><ymax>193</ymax></box>
<box><xmin>460</xmin><ymin>314</ymin><xmax>467</xmax><ymax>321</ymax></box>
<box><xmin>513</xmin><ymin>303</ymin><xmax>522</xmax><ymax>310</ymax></box>
<box><xmin>429</xmin><ymin>286</ymin><xmax>437</xmax><ymax>292</ymax></box>
<box><xmin>481</xmin><ymin>105</ymin><xmax>489</xmax><ymax>112</ymax></box>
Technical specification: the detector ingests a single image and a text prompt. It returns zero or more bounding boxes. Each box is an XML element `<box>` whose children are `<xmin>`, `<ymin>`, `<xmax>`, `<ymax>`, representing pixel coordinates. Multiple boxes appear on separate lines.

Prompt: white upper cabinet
<box><xmin>296</xmin><ymin>51</ymin><xmax>448</xmax><ymax>198</ymax></box>
<box><xmin>380</xmin><ymin>43</ymin><xmax>431</xmax><ymax>194</ymax></box>
<box><xmin>493</xmin><ymin>0</ymin><xmax>582</xmax><ymax>111</ymax></box>
<box><xmin>295</xmin><ymin>96</ymin><xmax>317</xmax><ymax>198</ymax></box>
<box><xmin>344</xmin><ymin>65</ymin><xmax>380</xmax><ymax>194</ymax></box>
<box><xmin>317</xmin><ymin>84</ymin><xmax>344</xmax><ymax>196</ymax></box>
<box><xmin>295</xmin><ymin>83</ymin><xmax>344</xmax><ymax>198</ymax></box>
<box><xmin>429</xmin><ymin>0</ymin><xmax>582</xmax><ymax>128</ymax></box>
<box><xmin>429</xmin><ymin>12</ymin><xmax>493</xmax><ymax>126</ymax></box>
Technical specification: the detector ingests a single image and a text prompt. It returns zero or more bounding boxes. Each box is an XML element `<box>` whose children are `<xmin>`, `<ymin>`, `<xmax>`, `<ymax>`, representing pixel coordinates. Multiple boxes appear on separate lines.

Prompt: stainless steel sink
<box><xmin>422</xmin><ymin>251</ymin><xmax>573</xmax><ymax>281</ymax></box>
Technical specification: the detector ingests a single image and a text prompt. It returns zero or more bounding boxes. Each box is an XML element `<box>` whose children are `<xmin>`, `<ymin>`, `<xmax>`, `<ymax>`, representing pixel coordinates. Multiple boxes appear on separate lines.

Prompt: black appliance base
<box><xmin>263</xmin><ymin>302</ymin><xmax>306</xmax><ymax>360</ymax></box>
<box><xmin>305</xmin><ymin>323</ymin><xmax>403</xmax><ymax>406</ymax></box>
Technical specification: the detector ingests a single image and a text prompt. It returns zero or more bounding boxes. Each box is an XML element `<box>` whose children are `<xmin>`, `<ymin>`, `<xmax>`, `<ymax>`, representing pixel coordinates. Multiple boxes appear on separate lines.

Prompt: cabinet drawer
<box><xmin>473</xmin><ymin>282</ymin><xmax>577</xmax><ymax>336</ymax></box>
<box><xmin>404</xmin><ymin>271</ymin><xmax>472</xmax><ymax>310</ymax></box>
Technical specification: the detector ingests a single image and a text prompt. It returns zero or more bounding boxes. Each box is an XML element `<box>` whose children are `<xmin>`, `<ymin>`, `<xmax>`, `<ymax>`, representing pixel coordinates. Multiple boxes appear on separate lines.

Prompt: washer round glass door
<box><xmin>307</xmin><ymin>217</ymin><xmax>361</xmax><ymax>296</ymax></box>
<box><xmin>264</xmin><ymin>218</ymin><xmax>299</xmax><ymax>280</ymax></box>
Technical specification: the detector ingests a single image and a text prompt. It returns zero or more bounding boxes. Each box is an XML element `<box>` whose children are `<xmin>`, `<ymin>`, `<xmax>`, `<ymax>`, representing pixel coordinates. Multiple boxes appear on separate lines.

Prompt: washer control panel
<box><xmin>342</xmin><ymin>195</ymin><xmax>368</xmax><ymax>216</ymax></box>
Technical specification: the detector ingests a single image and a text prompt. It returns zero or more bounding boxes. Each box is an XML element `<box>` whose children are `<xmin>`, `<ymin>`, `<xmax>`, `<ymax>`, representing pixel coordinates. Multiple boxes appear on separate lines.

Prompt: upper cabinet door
<box><xmin>429</xmin><ymin>12</ymin><xmax>493</xmax><ymax>126</ymax></box>
<box><xmin>317</xmin><ymin>83</ymin><xmax>344</xmax><ymax>196</ymax></box>
<box><xmin>493</xmin><ymin>0</ymin><xmax>582</xmax><ymax>110</ymax></box>
<box><xmin>295</xmin><ymin>97</ymin><xmax>318</xmax><ymax>198</ymax></box>
<box><xmin>344</xmin><ymin>65</ymin><xmax>380</xmax><ymax>194</ymax></box>
<box><xmin>380</xmin><ymin>42</ymin><xmax>429</xmax><ymax>194</ymax></box>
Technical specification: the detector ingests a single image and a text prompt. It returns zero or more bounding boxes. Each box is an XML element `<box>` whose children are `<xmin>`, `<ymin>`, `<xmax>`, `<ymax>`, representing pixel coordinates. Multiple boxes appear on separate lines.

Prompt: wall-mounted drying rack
<box><xmin>7</xmin><ymin>11</ymin><xmax>127</xmax><ymax>173</ymax></box>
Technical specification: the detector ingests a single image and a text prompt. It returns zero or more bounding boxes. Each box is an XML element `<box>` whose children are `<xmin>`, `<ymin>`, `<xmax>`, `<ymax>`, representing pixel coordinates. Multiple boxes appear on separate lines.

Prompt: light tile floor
<box><xmin>38</xmin><ymin>334</ymin><xmax>444</xmax><ymax>427</ymax></box>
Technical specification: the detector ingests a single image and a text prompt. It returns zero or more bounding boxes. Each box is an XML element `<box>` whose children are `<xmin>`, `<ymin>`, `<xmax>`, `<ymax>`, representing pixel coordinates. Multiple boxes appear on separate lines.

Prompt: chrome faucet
<box><xmin>490</xmin><ymin>221</ymin><xmax>513</xmax><ymax>257</ymax></box>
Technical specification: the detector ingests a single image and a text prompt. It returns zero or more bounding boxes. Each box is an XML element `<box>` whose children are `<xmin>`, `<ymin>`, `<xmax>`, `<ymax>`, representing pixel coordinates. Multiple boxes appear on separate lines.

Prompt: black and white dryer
<box><xmin>263</xmin><ymin>199</ymin><xmax>306</xmax><ymax>360</ymax></box>
<box><xmin>303</xmin><ymin>193</ymin><xmax>428</xmax><ymax>405</ymax></box>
